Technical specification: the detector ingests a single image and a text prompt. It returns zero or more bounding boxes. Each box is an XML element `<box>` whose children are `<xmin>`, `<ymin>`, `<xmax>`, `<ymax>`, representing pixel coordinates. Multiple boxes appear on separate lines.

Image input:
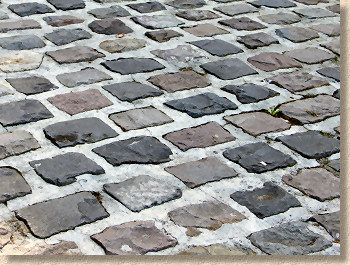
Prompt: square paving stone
<box><xmin>214</xmin><ymin>4</ymin><xmax>258</xmax><ymax>16</ymax></box>
<box><xmin>223</xmin><ymin>142</ymin><xmax>296</xmax><ymax>173</ymax></box>
<box><xmin>99</xmin><ymin>38</ymin><xmax>146</xmax><ymax>53</ymax></box>
<box><xmin>275</xmin><ymin>27</ymin><xmax>319</xmax><ymax>43</ymax></box>
<box><xmin>248</xmin><ymin>222</ymin><xmax>332</xmax><ymax>254</ymax></box>
<box><xmin>164</xmin><ymin>92</ymin><xmax>238</xmax><ymax>118</ymax></box>
<box><xmin>127</xmin><ymin>2</ymin><xmax>166</xmax><ymax>13</ymax></box>
<box><xmin>44</xmin><ymin>28</ymin><xmax>92</xmax><ymax>46</ymax></box>
<box><xmin>310</xmin><ymin>211</ymin><xmax>340</xmax><ymax>241</ymax></box>
<box><xmin>168</xmin><ymin>201</ymin><xmax>246</xmax><ymax>230</ymax></box>
<box><xmin>47</xmin><ymin>0</ymin><xmax>86</xmax><ymax>10</ymax></box>
<box><xmin>88</xmin><ymin>6</ymin><xmax>130</xmax><ymax>19</ymax></box>
<box><xmin>44</xmin><ymin>117</ymin><xmax>118</xmax><ymax>148</ymax></box>
<box><xmin>91</xmin><ymin>221</ymin><xmax>177</xmax><ymax>255</ymax></box>
<box><xmin>279</xmin><ymin>95</ymin><xmax>340</xmax><ymax>124</ymax></box>
<box><xmin>224</xmin><ymin>112</ymin><xmax>290</xmax><ymax>136</ymax></box>
<box><xmin>294</xmin><ymin>8</ymin><xmax>336</xmax><ymax>19</ymax></box>
<box><xmin>247</xmin><ymin>52</ymin><xmax>301</xmax><ymax>72</ymax></box>
<box><xmin>145</xmin><ymin>29</ymin><xmax>183</xmax><ymax>42</ymax></box>
<box><xmin>104</xmin><ymin>175</ymin><xmax>182</xmax><ymax>212</ymax></box>
<box><xmin>201</xmin><ymin>59</ymin><xmax>258</xmax><ymax>80</ymax></box>
<box><xmin>231</xmin><ymin>182</ymin><xmax>301</xmax><ymax>218</ymax></box>
<box><xmin>284</xmin><ymin>47</ymin><xmax>335</xmax><ymax>64</ymax></box>
<box><xmin>16</xmin><ymin>192</ymin><xmax>109</xmax><ymax>239</ymax></box>
<box><xmin>249</xmin><ymin>0</ymin><xmax>296</xmax><ymax>8</ymax></box>
<box><xmin>0</xmin><ymin>130</ymin><xmax>40</xmax><ymax>160</ymax></box>
<box><xmin>221</xmin><ymin>83</ymin><xmax>279</xmax><ymax>104</ymax></box>
<box><xmin>321</xmin><ymin>39</ymin><xmax>340</xmax><ymax>56</ymax></box>
<box><xmin>165</xmin><ymin>157</ymin><xmax>238</xmax><ymax>188</ymax></box>
<box><xmin>277</xmin><ymin>131</ymin><xmax>340</xmax><ymax>159</ymax></box>
<box><xmin>182</xmin><ymin>24</ymin><xmax>229</xmax><ymax>37</ymax></box>
<box><xmin>56</xmin><ymin>67</ymin><xmax>112</xmax><ymax>88</ymax></box>
<box><xmin>282</xmin><ymin>168</ymin><xmax>339</xmax><ymax>202</ymax></box>
<box><xmin>166</xmin><ymin>0</ymin><xmax>206</xmax><ymax>9</ymax></box>
<box><xmin>190</xmin><ymin>39</ymin><xmax>242</xmax><ymax>56</ymax></box>
<box><xmin>48</xmin><ymin>89</ymin><xmax>113</xmax><ymax>115</ymax></box>
<box><xmin>101</xmin><ymin>58</ymin><xmax>165</xmax><ymax>75</ymax></box>
<box><xmin>88</xmin><ymin>18</ymin><xmax>133</xmax><ymax>35</ymax></box>
<box><xmin>46</xmin><ymin>46</ymin><xmax>105</xmax><ymax>64</ymax></box>
<box><xmin>0</xmin><ymin>19</ymin><xmax>41</xmax><ymax>33</ymax></box>
<box><xmin>151</xmin><ymin>45</ymin><xmax>202</xmax><ymax>63</ymax></box>
<box><xmin>5</xmin><ymin>76</ymin><xmax>58</xmax><ymax>95</ymax></box>
<box><xmin>237</xmin><ymin>32</ymin><xmax>279</xmax><ymax>49</ymax></box>
<box><xmin>0</xmin><ymin>99</ymin><xmax>53</xmax><ymax>127</ymax></box>
<box><xmin>109</xmin><ymin>106</ymin><xmax>173</xmax><ymax>131</ymax></box>
<box><xmin>176</xmin><ymin>10</ymin><xmax>220</xmax><ymax>21</ymax></box>
<box><xmin>317</xmin><ymin>67</ymin><xmax>340</xmax><ymax>82</ymax></box>
<box><xmin>43</xmin><ymin>15</ymin><xmax>84</xmax><ymax>27</ymax></box>
<box><xmin>102</xmin><ymin>82</ymin><xmax>163</xmax><ymax>102</ymax></box>
<box><xmin>163</xmin><ymin>122</ymin><xmax>235</xmax><ymax>151</ymax></box>
<box><xmin>310</xmin><ymin>23</ymin><xmax>340</xmax><ymax>37</ymax></box>
<box><xmin>8</xmin><ymin>3</ymin><xmax>54</xmax><ymax>17</ymax></box>
<box><xmin>219</xmin><ymin>17</ymin><xmax>267</xmax><ymax>31</ymax></box>
<box><xmin>0</xmin><ymin>167</ymin><xmax>31</xmax><ymax>203</ymax></box>
<box><xmin>258</xmin><ymin>12</ymin><xmax>300</xmax><ymax>25</ymax></box>
<box><xmin>30</xmin><ymin>152</ymin><xmax>105</xmax><ymax>186</ymax></box>
<box><xmin>131</xmin><ymin>15</ymin><xmax>184</xmax><ymax>29</ymax></box>
<box><xmin>0</xmin><ymin>35</ymin><xmax>45</xmax><ymax>50</ymax></box>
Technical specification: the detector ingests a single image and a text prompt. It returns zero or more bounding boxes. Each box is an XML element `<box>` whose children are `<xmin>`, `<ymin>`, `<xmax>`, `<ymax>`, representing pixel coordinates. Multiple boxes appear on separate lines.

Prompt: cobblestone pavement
<box><xmin>0</xmin><ymin>0</ymin><xmax>340</xmax><ymax>256</ymax></box>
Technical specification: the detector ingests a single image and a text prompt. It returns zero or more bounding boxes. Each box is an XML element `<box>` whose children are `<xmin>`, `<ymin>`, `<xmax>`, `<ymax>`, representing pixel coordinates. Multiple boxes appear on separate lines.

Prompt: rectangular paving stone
<box><xmin>166</xmin><ymin>0</ymin><xmax>206</xmax><ymax>9</ymax></box>
<box><xmin>5</xmin><ymin>76</ymin><xmax>58</xmax><ymax>95</ymax></box>
<box><xmin>8</xmin><ymin>3</ymin><xmax>53</xmax><ymax>17</ymax></box>
<box><xmin>284</xmin><ymin>47</ymin><xmax>335</xmax><ymax>64</ymax></box>
<box><xmin>99</xmin><ymin>38</ymin><xmax>146</xmax><ymax>53</ymax></box>
<box><xmin>321</xmin><ymin>39</ymin><xmax>340</xmax><ymax>56</ymax></box>
<box><xmin>258</xmin><ymin>12</ymin><xmax>300</xmax><ymax>25</ymax></box>
<box><xmin>294</xmin><ymin>8</ymin><xmax>336</xmax><ymax>19</ymax></box>
<box><xmin>88</xmin><ymin>18</ymin><xmax>133</xmax><ymax>35</ymax></box>
<box><xmin>247</xmin><ymin>52</ymin><xmax>301</xmax><ymax>72</ymax></box>
<box><xmin>182</xmin><ymin>24</ymin><xmax>229</xmax><ymax>37</ymax></box>
<box><xmin>43</xmin><ymin>15</ymin><xmax>84</xmax><ymax>27</ymax></box>
<box><xmin>0</xmin><ymin>35</ymin><xmax>45</xmax><ymax>50</ymax></box>
<box><xmin>0</xmin><ymin>167</ymin><xmax>31</xmax><ymax>203</ymax></box>
<box><xmin>249</xmin><ymin>0</ymin><xmax>296</xmax><ymax>8</ymax></box>
<box><xmin>145</xmin><ymin>29</ymin><xmax>183</xmax><ymax>42</ymax></box>
<box><xmin>0</xmin><ymin>51</ymin><xmax>43</xmax><ymax>73</ymax></box>
<box><xmin>165</xmin><ymin>157</ymin><xmax>238</xmax><ymax>188</ymax></box>
<box><xmin>176</xmin><ymin>10</ymin><xmax>220</xmax><ymax>21</ymax></box>
<box><xmin>214</xmin><ymin>4</ymin><xmax>258</xmax><ymax>16</ymax></box>
<box><xmin>310</xmin><ymin>211</ymin><xmax>340</xmax><ymax>241</ymax></box>
<box><xmin>0</xmin><ymin>19</ymin><xmax>41</xmax><ymax>33</ymax></box>
<box><xmin>317</xmin><ymin>67</ymin><xmax>340</xmax><ymax>82</ymax></box>
<box><xmin>47</xmin><ymin>0</ymin><xmax>86</xmax><ymax>10</ymax></box>
<box><xmin>127</xmin><ymin>2</ymin><xmax>166</xmax><ymax>13</ymax></box>
<box><xmin>275</xmin><ymin>27</ymin><xmax>319</xmax><ymax>42</ymax></box>
<box><xmin>219</xmin><ymin>17</ymin><xmax>267</xmax><ymax>31</ymax></box>
<box><xmin>237</xmin><ymin>32</ymin><xmax>279</xmax><ymax>49</ymax></box>
<box><xmin>46</xmin><ymin>46</ymin><xmax>105</xmax><ymax>64</ymax></box>
<box><xmin>310</xmin><ymin>23</ymin><xmax>340</xmax><ymax>37</ymax></box>
<box><xmin>44</xmin><ymin>28</ymin><xmax>92</xmax><ymax>46</ymax></box>
<box><xmin>109</xmin><ymin>106</ymin><xmax>173</xmax><ymax>131</ymax></box>
<box><xmin>163</xmin><ymin>122</ymin><xmax>235</xmax><ymax>151</ymax></box>
<box><xmin>131</xmin><ymin>15</ymin><xmax>184</xmax><ymax>29</ymax></box>
<box><xmin>30</xmin><ymin>152</ymin><xmax>105</xmax><ymax>186</ymax></box>
<box><xmin>190</xmin><ymin>39</ymin><xmax>242</xmax><ymax>56</ymax></box>
<box><xmin>151</xmin><ymin>45</ymin><xmax>202</xmax><ymax>63</ymax></box>
<box><xmin>44</xmin><ymin>117</ymin><xmax>118</xmax><ymax>148</ymax></box>
<box><xmin>88</xmin><ymin>6</ymin><xmax>130</xmax><ymax>19</ymax></box>
<box><xmin>293</xmin><ymin>0</ymin><xmax>329</xmax><ymax>4</ymax></box>
<box><xmin>101</xmin><ymin>58</ymin><xmax>165</xmax><ymax>75</ymax></box>
<box><xmin>56</xmin><ymin>68</ymin><xmax>112</xmax><ymax>88</ymax></box>
<box><xmin>16</xmin><ymin>192</ymin><xmax>109</xmax><ymax>239</ymax></box>
<box><xmin>327</xmin><ymin>4</ymin><xmax>340</xmax><ymax>14</ymax></box>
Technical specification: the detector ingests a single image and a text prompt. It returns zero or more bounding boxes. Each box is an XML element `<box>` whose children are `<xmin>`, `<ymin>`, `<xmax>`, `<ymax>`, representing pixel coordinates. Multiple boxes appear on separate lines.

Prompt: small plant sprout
<box><xmin>268</xmin><ymin>107</ymin><xmax>280</xmax><ymax>116</ymax></box>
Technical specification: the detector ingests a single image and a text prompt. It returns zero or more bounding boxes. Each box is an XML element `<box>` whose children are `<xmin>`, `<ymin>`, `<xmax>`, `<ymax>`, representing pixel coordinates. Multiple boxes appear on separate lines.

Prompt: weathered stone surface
<box><xmin>88</xmin><ymin>6</ymin><xmax>130</xmax><ymax>19</ymax></box>
<box><xmin>285</xmin><ymin>47</ymin><xmax>335</xmax><ymax>64</ymax></box>
<box><xmin>6</xmin><ymin>76</ymin><xmax>57</xmax><ymax>95</ymax></box>
<box><xmin>258</xmin><ymin>12</ymin><xmax>300</xmax><ymax>25</ymax></box>
<box><xmin>56</xmin><ymin>68</ymin><xmax>112</xmax><ymax>88</ymax></box>
<box><xmin>30</xmin><ymin>152</ymin><xmax>105</xmax><ymax>186</ymax></box>
<box><xmin>294</xmin><ymin>0</ymin><xmax>328</xmax><ymax>4</ymax></box>
<box><xmin>215</xmin><ymin>4</ymin><xmax>258</xmax><ymax>16</ymax></box>
<box><xmin>145</xmin><ymin>29</ymin><xmax>183</xmax><ymax>42</ymax></box>
<box><xmin>317</xmin><ymin>67</ymin><xmax>340</xmax><ymax>82</ymax></box>
<box><xmin>176</xmin><ymin>10</ymin><xmax>220</xmax><ymax>21</ymax></box>
<box><xmin>294</xmin><ymin>8</ymin><xmax>336</xmax><ymax>19</ymax></box>
<box><xmin>8</xmin><ymin>3</ymin><xmax>54</xmax><ymax>17</ymax></box>
<box><xmin>104</xmin><ymin>175</ymin><xmax>182</xmax><ymax>212</ymax></box>
<box><xmin>237</xmin><ymin>32</ymin><xmax>279</xmax><ymax>49</ymax></box>
<box><xmin>43</xmin><ymin>15</ymin><xmax>84</xmax><ymax>27</ymax></box>
<box><xmin>102</xmin><ymin>82</ymin><xmax>163</xmax><ymax>102</ymax></box>
<box><xmin>110</xmin><ymin>106</ymin><xmax>173</xmax><ymax>131</ymax></box>
<box><xmin>328</xmin><ymin>159</ymin><xmax>340</xmax><ymax>172</ymax></box>
<box><xmin>165</xmin><ymin>157</ymin><xmax>238</xmax><ymax>188</ymax></box>
<box><xmin>0</xmin><ymin>51</ymin><xmax>43</xmax><ymax>72</ymax></box>
<box><xmin>0</xmin><ymin>35</ymin><xmax>45</xmax><ymax>50</ymax></box>
<box><xmin>248</xmin><ymin>222</ymin><xmax>332</xmax><ymax>254</ymax></box>
<box><xmin>99</xmin><ymin>38</ymin><xmax>146</xmax><ymax>53</ymax></box>
<box><xmin>250</xmin><ymin>0</ymin><xmax>296</xmax><ymax>8</ymax></box>
<box><xmin>310</xmin><ymin>211</ymin><xmax>340</xmax><ymax>241</ymax></box>
<box><xmin>0</xmin><ymin>167</ymin><xmax>31</xmax><ymax>203</ymax></box>
<box><xmin>128</xmin><ymin>2</ymin><xmax>166</xmax><ymax>13</ymax></box>
<box><xmin>16</xmin><ymin>192</ymin><xmax>109</xmax><ymax>239</ymax></box>
<box><xmin>223</xmin><ymin>142</ymin><xmax>296</xmax><ymax>173</ymax></box>
<box><xmin>327</xmin><ymin>4</ymin><xmax>340</xmax><ymax>14</ymax></box>
<box><xmin>276</xmin><ymin>27</ymin><xmax>319</xmax><ymax>42</ymax></box>
<box><xmin>91</xmin><ymin>221</ymin><xmax>177</xmax><ymax>255</ymax></box>
<box><xmin>201</xmin><ymin>59</ymin><xmax>258</xmax><ymax>80</ymax></box>
<box><xmin>277</xmin><ymin>131</ymin><xmax>340</xmax><ymax>159</ymax></box>
<box><xmin>163</xmin><ymin>122</ymin><xmax>235</xmax><ymax>151</ymax></box>
<box><xmin>167</xmin><ymin>0</ymin><xmax>206</xmax><ymax>9</ymax></box>
<box><xmin>0</xmin><ymin>83</ymin><xmax>12</xmax><ymax>97</ymax></box>
<box><xmin>93</xmin><ymin>136</ymin><xmax>173</xmax><ymax>166</ymax></box>
<box><xmin>190</xmin><ymin>39</ymin><xmax>242</xmax><ymax>56</ymax></box>
<box><xmin>26</xmin><ymin>241</ymin><xmax>82</xmax><ymax>255</ymax></box>
<box><xmin>168</xmin><ymin>201</ymin><xmax>246</xmax><ymax>230</ymax></box>
<box><xmin>282</xmin><ymin>168</ymin><xmax>340</xmax><ymax>201</ymax></box>
<box><xmin>225</xmin><ymin>112</ymin><xmax>290</xmax><ymax>136</ymax></box>
<box><xmin>0</xmin><ymin>130</ymin><xmax>40</xmax><ymax>160</ymax></box>
<box><xmin>164</xmin><ymin>92</ymin><xmax>238</xmax><ymax>118</ymax></box>
<box><xmin>182</xmin><ymin>23</ymin><xmax>229</xmax><ymax>37</ymax></box>
<box><xmin>47</xmin><ymin>0</ymin><xmax>85</xmax><ymax>10</ymax></box>
<box><xmin>44</xmin><ymin>117</ymin><xmax>118</xmax><ymax>148</ymax></box>
<box><xmin>151</xmin><ymin>45</ymin><xmax>202</xmax><ymax>63</ymax></box>
<box><xmin>45</xmin><ymin>29</ymin><xmax>92</xmax><ymax>46</ymax></box>
<box><xmin>219</xmin><ymin>17</ymin><xmax>267</xmax><ymax>31</ymax></box>
<box><xmin>148</xmin><ymin>70</ymin><xmax>210</xmax><ymax>92</ymax></box>
<box><xmin>222</xmin><ymin>83</ymin><xmax>279</xmax><ymax>104</ymax></box>
<box><xmin>310</xmin><ymin>23</ymin><xmax>340</xmax><ymax>37</ymax></box>
<box><xmin>102</xmin><ymin>58</ymin><xmax>165</xmax><ymax>74</ymax></box>
<box><xmin>279</xmin><ymin>95</ymin><xmax>340</xmax><ymax>124</ymax></box>
<box><xmin>179</xmin><ymin>243</ymin><xmax>255</xmax><ymax>255</ymax></box>
<box><xmin>48</xmin><ymin>89</ymin><xmax>112</xmax><ymax>115</ymax></box>
<box><xmin>131</xmin><ymin>15</ymin><xmax>184</xmax><ymax>29</ymax></box>
<box><xmin>88</xmin><ymin>18</ymin><xmax>133</xmax><ymax>35</ymax></box>
<box><xmin>247</xmin><ymin>52</ymin><xmax>301</xmax><ymax>72</ymax></box>
<box><xmin>321</xmin><ymin>39</ymin><xmax>340</xmax><ymax>56</ymax></box>
<box><xmin>0</xmin><ymin>20</ymin><xmax>41</xmax><ymax>33</ymax></box>
<box><xmin>46</xmin><ymin>46</ymin><xmax>105</xmax><ymax>64</ymax></box>
<box><xmin>0</xmin><ymin>10</ymin><xmax>9</xmax><ymax>20</ymax></box>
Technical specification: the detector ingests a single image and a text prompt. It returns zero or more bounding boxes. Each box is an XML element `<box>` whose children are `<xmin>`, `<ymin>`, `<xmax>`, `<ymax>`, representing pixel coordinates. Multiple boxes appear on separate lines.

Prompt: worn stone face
<box><xmin>88</xmin><ymin>18</ymin><xmax>133</xmax><ymax>35</ymax></box>
<box><xmin>258</xmin><ymin>12</ymin><xmax>300</xmax><ymax>25</ymax></box>
<box><xmin>0</xmin><ymin>130</ymin><xmax>40</xmax><ymax>160</ymax></box>
<box><xmin>164</xmin><ymin>92</ymin><xmax>238</xmax><ymax>118</ymax></box>
<box><xmin>310</xmin><ymin>211</ymin><xmax>340</xmax><ymax>241</ymax></box>
<box><xmin>222</xmin><ymin>83</ymin><xmax>279</xmax><ymax>104</ymax></box>
<box><xmin>56</xmin><ymin>68</ymin><xmax>112</xmax><ymax>88</ymax></box>
<box><xmin>93</xmin><ymin>136</ymin><xmax>173</xmax><ymax>166</ymax></box>
<box><xmin>285</xmin><ymin>47</ymin><xmax>335</xmax><ymax>64</ymax></box>
<box><xmin>46</xmin><ymin>46</ymin><xmax>105</xmax><ymax>64</ymax></box>
<box><xmin>88</xmin><ymin>6</ymin><xmax>130</xmax><ymax>19</ymax></box>
<box><xmin>0</xmin><ymin>10</ymin><xmax>9</xmax><ymax>20</ymax></box>
<box><xmin>275</xmin><ymin>27</ymin><xmax>319</xmax><ymax>42</ymax></box>
<box><xmin>182</xmin><ymin>24</ymin><xmax>229</xmax><ymax>37</ymax></box>
<box><xmin>43</xmin><ymin>15</ymin><xmax>84</xmax><ymax>27</ymax></box>
<box><xmin>321</xmin><ymin>39</ymin><xmax>340</xmax><ymax>56</ymax></box>
<box><xmin>128</xmin><ymin>2</ymin><xmax>166</xmax><ymax>13</ymax></box>
<box><xmin>6</xmin><ymin>76</ymin><xmax>57</xmax><ymax>95</ymax></box>
<box><xmin>176</xmin><ymin>10</ymin><xmax>220</xmax><ymax>21</ymax></box>
<box><xmin>168</xmin><ymin>201</ymin><xmax>246</xmax><ymax>230</ymax></box>
<box><xmin>0</xmin><ymin>35</ymin><xmax>45</xmax><ymax>50</ymax></box>
<box><xmin>30</xmin><ymin>152</ymin><xmax>105</xmax><ymax>186</ymax></box>
<box><xmin>102</xmin><ymin>58</ymin><xmax>165</xmax><ymax>74</ymax></box>
<box><xmin>47</xmin><ymin>0</ymin><xmax>86</xmax><ymax>10</ymax></box>
<box><xmin>99</xmin><ymin>38</ymin><xmax>146</xmax><ymax>53</ymax></box>
<box><xmin>277</xmin><ymin>131</ymin><xmax>340</xmax><ymax>159</ymax></box>
<box><xmin>178</xmin><ymin>243</ymin><xmax>255</xmax><ymax>255</ymax></box>
<box><xmin>215</xmin><ymin>4</ymin><xmax>258</xmax><ymax>16</ymax></box>
<box><xmin>91</xmin><ymin>221</ymin><xmax>177</xmax><ymax>255</ymax></box>
<box><xmin>317</xmin><ymin>67</ymin><xmax>340</xmax><ymax>82</ymax></box>
<box><xmin>0</xmin><ymin>83</ymin><xmax>12</xmax><ymax>97</ymax></box>
<box><xmin>151</xmin><ymin>45</ymin><xmax>202</xmax><ymax>63</ymax></box>
<box><xmin>8</xmin><ymin>3</ymin><xmax>54</xmax><ymax>17</ymax></box>
<box><xmin>16</xmin><ymin>192</ymin><xmax>109</xmax><ymax>239</ymax></box>
<box><xmin>237</xmin><ymin>32</ymin><xmax>279</xmax><ymax>49</ymax></box>
<box><xmin>165</xmin><ymin>157</ymin><xmax>238</xmax><ymax>188</ymax></box>
<box><xmin>104</xmin><ymin>175</ymin><xmax>182</xmax><ymax>212</ymax></box>
<box><xmin>248</xmin><ymin>222</ymin><xmax>332</xmax><ymax>254</ymax></box>
<box><xmin>26</xmin><ymin>241</ymin><xmax>82</xmax><ymax>255</ymax></box>
<box><xmin>219</xmin><ymin>17</ymin><xmax>267</xmax><ymax>31</ymax></box>
<box><xmin>44</xmin><ymin>117</ymin><xmax>118</xmax><ymax>148</ymax></box>
<box><xmin>247</xmin><ymin>52</ymin><xmax>301</xmax><ymax>72</ymax></box>
<box><xmin>250</xmin><ymin>0</ymin><xmax>296</xmax><ymax>8</ymax></box>
<box><xmin>223</xmin><ymin>142</ymin><xmax>296</xmax><ymax>173</ymax></box>
<box><xmin>0</xmin><ymin>167</ymin><xmax>31</xmax><ymax>203</ymax></box>
<box><xmin>310</xmin><ymin>23</ymin><xmax>340</xmax><ymax>36</ymax></box>
<box><xmin>167</xmin><ymin>0</ymin><xmax>206</xmax><ymax>9</ymax></box>
<box><xmin>328</xmin><ymin>159</ymin><xmax>340</xmax><ymax>172</ymax></box>
<box><xmin>294</xmin><ymin>8</ymin><xmax>336</xmax><ymax>19</ymax></box>
<box><xmin>0</xmin><ymin>20</ymin><xmax>41</xmax><ymax>33</ymax></box>
<box><xmin>48</xmin><ymin>89</ymin><xmax>113</xmax><ymax>115</ymax></box>
<box><xmin>145</xmin><ymin>29</ymin><xmax>183</xmax><ymax>42</ymax></box>
<box><xmin>201</xmin><ymin>59</ymin><xmax>258</xmax><ymax>80</ymax></box>
<box><xmin>327</xmin><ymin>4</ymin><xmax>340</xmax><ymax>14</ymax></box>
<box><xmin>0</xmin><ymin>51</ymin><xmax>43</xmax><ymax>72</ymax></box>
<box><xmin>131</xmin><ymin>15</ymin><xmax>184</xmax><ymax>29</ymax></box>
<box><xmin>294</xmin><ymin>0</ymin><xmax>329</xmax><ymax>4</ymax></box>
<box><xmin>45</xmin><ymin>29</ymin><xmax>92</xmax><ymax>46</ymax></box>
<box><xmin>190</xmin><ymin>39</ymin><xmax>242</xmax><ymax>56</ymax></box>
<box><xmin>282</xmin><ymin>168</ymin><xmax>340</xmax><ymax>202</ymax></box>
<box><xmin>163</xmin><ymin>122</ymin><xmax>235</xmax><ymax>151</ymax></box>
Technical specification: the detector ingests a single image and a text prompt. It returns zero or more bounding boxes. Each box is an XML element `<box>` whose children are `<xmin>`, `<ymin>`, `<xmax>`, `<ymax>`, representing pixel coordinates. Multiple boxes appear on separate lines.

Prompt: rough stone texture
<box><xmin>237</xmin><ymin>32</ymin><xmax>279</xmax><ymax>49</ymax></box>
<box><xmin>275</xmin><ymin>27</ymin><xmax>319</xmax><ymax>42</ymax></box>
<box><xmin>47</xmin><ymin>0</ymin><xmax>86</xmax><ymax>10</ymax></box>
<box><xmin>328</xmin><ymin>159</ymin><xmax>340</xmax><ymax>172</ymax></box>
<box><xmin>190</xmin><ymin>39</ymin><xmax>242</xmax><ymax>56</ymax></box>
<box><xmin>0</xmin><ymin>51</ymin><xmax>43</xmax><ymax>73</ymax></box>
<box><xmin>0</xmin><ymin>35</ymin><xmax>45</xmax><ymax>50</ymax></box>
<box><xmin>0</xmin><ymin>20</ymin><xmax>41</xmax><ymax>33</ymax></box>
<box><xmin>178</xmin><ymin>243</ymin><xmax>255</xmax><ymax>255</ymax></box>
<box><xmin>247</xmin><ymin>52</ymin><xmax>301</xmax><ymax>72</ymax></box>
<box><xmin>30</xmin><ymin>152</ymin><xmax>105</xmax><ymax>186</ymax></box>
<box><xmin>282</xmin><ymin>168</ymin><xmax>340</xmax><ymax>201</ymax></box>
<box><xmin>0</xmin><ymin>167</ymin><xmax>31</xmax><ymax>203</ymax></box>
<box><xmin>5</xmin><ymin>76</ymin><xmax>58</xmax><ymax>95</ymax></box>
<box><xmin>214</xmin><ymin>4</ymin><xmax>258</xmax><ymax>16</ymax></box>
<box><xmin>250</xmin><ymin>0</ymin><xmax>296</xmax><ymax>8</ymax></box>
<box><xmin>310</xmin><ymin>211</ymin><xmax>340</xmax><ymax>241</ymax></box>
<box><xmin>88</xmin><ymin>6</ymin><xmax>130</xmax><ymax>18</ymax></box>
<box><xmin>46</xmin><ymin>46</ymin><xmax>105</xmax><ymax>64</ymax></box>
<box><xmin>102</xmin><ymin>58</ymin><xmax>165</xmax><ymax>74</ymax></box>
<box><xmin>165</xmin><ymin>157</ymin><xmax>238</xmax><ymax>188</ymax></box>
<box><xmin>151</xmin><ymin>45</ymin><xmax>202</xmax><ymax>63</ymax></box>
<box><xmin>104</xmin><ymin>175</ymin><xmax>182</xmax><ymax>212</ymax></box>
<box><xmin>99</xmin><ymin>38</ymin><xmax>146</xmax><ymax>53</ymax></box>
<box><xmin>26</xmin><ymin>241</ymin><xmax>82</xmax><ymax>255</ymax></box>
<box><xmin>321</xmin><ymin>39</ymin><xmax>340</xmax><ymax>56</ymax></box>
<box><xmin>16</xmin><ymin>192</ymin><xmax>109</xmax><ymax>239</ymax></box>
<box><xmin>0</xmin><ymin>10</ymin><xmax>9</xmax><ymax>20</ymax></box>
<box><xmin>93</xmin><ymin>136</ymin><xmax>173</xmax><ymax>166</ymax></box>
<box><xmin>8</xmin><ymin>3</ymin><xmax>54</xmax><ymax>17</ymax></box>
<box><xmin>167</xmin><ymin>0</ymin><xmax>206</xmax><ymax>9</ymax></box>
<box><xmin>317</xmin><ymin>67</ymin><xmax>340</xmax><ymax>82</ymax></box>
<box><xmin>176</xmin><ymin>10</ymin><xmax>220</xmax><ymax>21</ymax></box>
<box><xmin>310</xmin><ymin>23</ymin><xmax>340</xmax><ymax>36</ymax></box>
<box><xmin>258</xmin><ymin>12</ymin><xmax>300</xmax><ymax>25</ymax></box>
<box><xmin>44</xmin><ymin>29</ymin><xmax>92</xmax><ymax>46</ymax></box>
<box><xmin>182</xmin><ymin>24</ymin><xmax>229</xmax><ymax>37</ymax></box>
<box><xmin>88</xmin><ymin>18</ymin><xmax>133</xmax><ymax>35</ymax></box>
<box><xmin>56</xmin><ymin>68</ymin><xmax>112</xmax><ymax>88</ymax></box>
<box><xmin>91</xmin><ymin>221</ymin><xmax>177</xmax><ymax>255</ymax></box>
<box><xmin>285</xmin><ymin>47</ymin><xmax>335</xmax><ymax>64</ymax></box>
<box><xmin>43</xmin><ymin>15</ymin><xmax>84</xmax><ymax>27</ymax></box>
<box><xmin>145</xmin><ymin>29</ymin><xmax>183</xmax><ymax>42</ymax></box>
<box><xmin>168</xmin><ymin>201</ymin><xmax>246</xmax><ymax>230</ymax></box>
<box><xmin>294</xmin><ymin>0</ymin><xmax>329</xmax><ymax>4</ymax></box>
<box><xmin>131</xmin><ymin>15</ymin><xmax>184</xmax><ymax>29</ymax></box>
<box><xmin>294</xmin><ymin>8</ymin><xmax>336</xmax><ymax>19</ymax></box>
<box><xmin>219</xmin><ymin>17</ymin><xmax>267</xmax><ymax>31</ymax></box>
<box><xmin>163</xmin><ymin>122</ymin><xmax>235</xmax><ymax>151</ymax></box>
<box><xmin>43</xmin><ymin>117</ymin><xmax>118</xmax><ymax>148</ymax></box>
<box><xmin>327</xmin><ymin>4</ymin><xmax>340</xmax><ymax>14</ymax></box>
<box><xmin>128</xmin><ymin>2</ymin><xmax>166</xmax><ymax>13</ymax></box>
